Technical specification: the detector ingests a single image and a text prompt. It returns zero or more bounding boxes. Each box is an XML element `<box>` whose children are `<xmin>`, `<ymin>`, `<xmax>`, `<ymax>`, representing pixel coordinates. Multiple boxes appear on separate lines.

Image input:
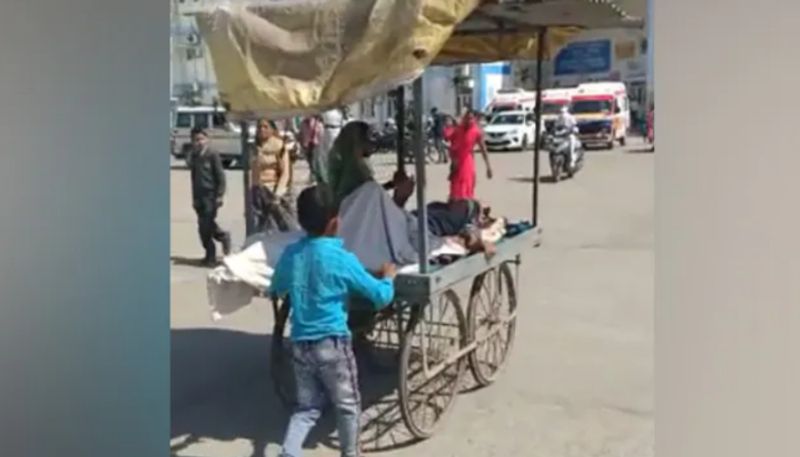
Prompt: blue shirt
<box><xmin>269</xmin><ymin>236</ymin><xmax>395</xmax><ymax>341</ymax></box>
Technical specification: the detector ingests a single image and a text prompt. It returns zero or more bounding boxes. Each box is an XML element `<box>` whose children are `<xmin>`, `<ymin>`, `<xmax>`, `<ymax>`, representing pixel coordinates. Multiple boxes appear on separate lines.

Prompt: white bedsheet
<box><xmin>207</xmin><ymin>230</ymin><xmax>302</xmax><ymax>321</ymax></box>
<box><xmin>206</xmin><ymin>232</ymin><xmax>467</xmax><ymax>321</ymax></box>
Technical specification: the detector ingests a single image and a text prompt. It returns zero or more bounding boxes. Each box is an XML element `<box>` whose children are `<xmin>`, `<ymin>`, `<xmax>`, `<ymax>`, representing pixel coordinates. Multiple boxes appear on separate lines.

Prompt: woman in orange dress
<box><xmin>445</xmin><ymin>110</ymin><xmax>493</xmax><ymax>201</ymax></box>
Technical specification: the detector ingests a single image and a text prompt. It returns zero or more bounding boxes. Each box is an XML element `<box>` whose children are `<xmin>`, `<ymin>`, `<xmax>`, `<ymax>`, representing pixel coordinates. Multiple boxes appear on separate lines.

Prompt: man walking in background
<box><xmin>430</xmin><ymin>107</ymin><xmax>448</xmax><ymax>164</ymax></box>
<box><xmin>188</xmin><ymin>127</ymin><xmax>231</xmax><ymax>266</ymax></box>
<box><xmin>300</xmin><ymin>115</ymin><xmax>323</xmax><ymax>183</ymax></box>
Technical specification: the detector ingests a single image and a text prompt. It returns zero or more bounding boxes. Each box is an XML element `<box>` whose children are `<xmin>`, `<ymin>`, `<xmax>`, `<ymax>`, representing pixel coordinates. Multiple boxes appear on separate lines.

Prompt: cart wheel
<box><xmin>270</xmin><ymin>298</ymin><xmax>296</xmax><ymax>409</ymax></box>
<box><xmin>467</xmin><ymin>263</ymin><xmax>518</xmax><ymax>387</ymax></box>
<box><xmin>398</xmin><ymin>290</ymin><xmax>467</xmax><ymax>440</ymax></box>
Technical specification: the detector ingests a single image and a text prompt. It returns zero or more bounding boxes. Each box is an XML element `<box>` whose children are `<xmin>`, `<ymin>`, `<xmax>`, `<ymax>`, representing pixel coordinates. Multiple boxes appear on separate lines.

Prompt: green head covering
<box><xmin>323</xmin><ymin>121</ymin><xmax>374</xmax><ymax>207</ymax></box>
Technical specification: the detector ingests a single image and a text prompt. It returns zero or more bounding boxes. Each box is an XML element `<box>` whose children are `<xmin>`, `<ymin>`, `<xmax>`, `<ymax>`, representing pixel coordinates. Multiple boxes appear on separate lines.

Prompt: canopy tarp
<box><xmin>194</xmin><ymin>0</ymin><xmax>644</xmax><ymax>117</ymax></box>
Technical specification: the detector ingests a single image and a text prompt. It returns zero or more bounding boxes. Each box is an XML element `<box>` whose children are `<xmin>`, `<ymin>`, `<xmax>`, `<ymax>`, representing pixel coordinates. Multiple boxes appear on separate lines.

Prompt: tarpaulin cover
<box><xmin>194</xmin><ymin>0</ymin><xmax>643</xmax><ymax>117</ymax></box>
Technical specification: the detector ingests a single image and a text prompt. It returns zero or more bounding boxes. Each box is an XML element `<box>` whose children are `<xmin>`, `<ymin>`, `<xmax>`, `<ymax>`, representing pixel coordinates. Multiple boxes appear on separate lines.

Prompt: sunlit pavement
<box><xmin>170</xmin><ymin>140</ymin><xmax>654</xmax><ymax>457</ymax></box>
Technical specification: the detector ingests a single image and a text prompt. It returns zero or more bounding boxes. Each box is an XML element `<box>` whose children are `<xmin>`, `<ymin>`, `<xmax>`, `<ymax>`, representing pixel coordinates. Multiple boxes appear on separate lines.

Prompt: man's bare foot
<box><xmin>483</xmin><ymin>241</ymin><xmax>497</xmax><ymax>259</ymax></box>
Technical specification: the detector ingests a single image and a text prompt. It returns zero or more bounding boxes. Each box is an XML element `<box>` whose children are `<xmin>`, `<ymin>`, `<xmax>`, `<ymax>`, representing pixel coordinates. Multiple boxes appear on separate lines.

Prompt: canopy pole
<box><xmin>532</xmin><ymin>27</ymin><xmax>547</xmax><ymax>227</ymax></box>
<box><xmin>241</xmin><ymin>121</ymin><xmax>254</xmax><ymax>237</ymax></box>
<box><xmin>412</xmin><ymin>77</ymin><xmax>429</xmax><ymax>272</ymax></box>
<box><xmin>395</xmin><ymin>86</ymin><xmax>407</xmax><ymax>175</ymax></box>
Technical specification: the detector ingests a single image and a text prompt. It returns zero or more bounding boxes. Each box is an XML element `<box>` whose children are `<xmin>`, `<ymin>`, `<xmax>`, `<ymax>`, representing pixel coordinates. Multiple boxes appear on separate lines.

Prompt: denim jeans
<box><xmin>280</xmin><ymin>336</ymin><xmax>361</xmax><ymax>457</ymax></box>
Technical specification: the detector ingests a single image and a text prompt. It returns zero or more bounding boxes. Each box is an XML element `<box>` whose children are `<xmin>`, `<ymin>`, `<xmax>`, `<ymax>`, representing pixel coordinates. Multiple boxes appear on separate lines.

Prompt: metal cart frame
<box><xmin>266</xmin><ymin>55</ymin><xmax>544</xmax><ymax>441</ymax></box>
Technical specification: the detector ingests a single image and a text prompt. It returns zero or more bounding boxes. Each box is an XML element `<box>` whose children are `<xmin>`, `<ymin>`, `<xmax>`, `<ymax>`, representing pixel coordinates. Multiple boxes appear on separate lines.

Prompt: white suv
<box><xmin>171</xmin><ymin>106</ymin><xmax>255</xmax><ymax>168</ymax></box>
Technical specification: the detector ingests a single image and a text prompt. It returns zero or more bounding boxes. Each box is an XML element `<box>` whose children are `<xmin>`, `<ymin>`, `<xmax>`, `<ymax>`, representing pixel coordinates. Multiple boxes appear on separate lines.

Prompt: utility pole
<box><xmin>169</xmin><ymin>0</ymin><xmax>175</xmax><ymax>101</ymax></box>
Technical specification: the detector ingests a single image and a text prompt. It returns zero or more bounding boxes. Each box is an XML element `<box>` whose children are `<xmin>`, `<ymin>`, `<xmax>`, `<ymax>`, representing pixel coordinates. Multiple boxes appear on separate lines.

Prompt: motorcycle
<box><xmin>544</xmin><ymin>124</ymin><xmax>584</xmax><ymax>182</ymax></box>
<box><xmin>402</xmin><ymin>125</ymin><xmax>442</xmax><ymax>164</ymax></box>
<box><xmin>371</xmin><ymin>121</ymin><xmax>398</xmax><ymax>154</ymax></box>
<box><xmin>374</xmin><ymin>119</ymin><xmax>442</xmax><ymax>164</ymax></box>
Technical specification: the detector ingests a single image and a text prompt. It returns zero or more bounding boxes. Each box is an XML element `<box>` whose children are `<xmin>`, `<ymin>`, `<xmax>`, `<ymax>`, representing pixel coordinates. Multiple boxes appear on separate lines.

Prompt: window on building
<box><xmin>212</xmin><ymin>112</ymin><xmax>227</xmax><ymax>128</ymax></box>
<box><xmin>186</xmin><ymin>46</ymin><xmax>203</xmax><ymax>60</ymax></box>
<box><xmin>175</xmin><ymin>113</ymin><xmax>191</xmax><ymax>128</ymax></box>
<box><xmin>193</xmin><ymin>113</ymin><xmax>209</xmax><ymax>130</ymax></box>
<box><xmin>387</xmin><ymin>95</ymin><xmax>396</xmax><ymax>118</ymax></box>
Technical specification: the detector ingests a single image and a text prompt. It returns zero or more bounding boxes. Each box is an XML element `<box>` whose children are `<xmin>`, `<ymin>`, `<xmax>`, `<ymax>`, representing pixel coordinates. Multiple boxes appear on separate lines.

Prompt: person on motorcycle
<box><xmin>555</xmin><ymin>105</ymin><xmax>579</xmax><ymax>168</ymax></box>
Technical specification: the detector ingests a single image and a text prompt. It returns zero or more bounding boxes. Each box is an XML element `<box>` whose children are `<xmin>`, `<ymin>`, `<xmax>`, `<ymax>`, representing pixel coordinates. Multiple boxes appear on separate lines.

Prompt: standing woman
<box><xmin>250</xmin><ymin>119</ymin><xmax>296</xmax><ymax>233</ymax></box>
<box><xmin>324</xmin><ymin>121</ymin><xmax>376</xmax><ymax>208</ymax></box>
<box><xmin>445</xmin><ymin>110</ymin><xmax>493</xmax><ymax>202</ymax></box>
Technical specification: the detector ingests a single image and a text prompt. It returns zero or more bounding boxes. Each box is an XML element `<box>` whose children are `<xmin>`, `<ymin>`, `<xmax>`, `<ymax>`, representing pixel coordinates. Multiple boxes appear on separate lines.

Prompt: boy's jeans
<box><xmin>280</xmin><ymin>336</ymin><xmax>361</xmax><ymax>457</ymax></box>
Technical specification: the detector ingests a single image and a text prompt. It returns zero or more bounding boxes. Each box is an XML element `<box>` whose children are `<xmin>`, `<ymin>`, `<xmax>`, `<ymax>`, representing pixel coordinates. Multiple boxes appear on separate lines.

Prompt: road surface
<box><xmin>170</xmin><ymin>142</ymin><xmax>654</xmax><ymax>457</ymax></box>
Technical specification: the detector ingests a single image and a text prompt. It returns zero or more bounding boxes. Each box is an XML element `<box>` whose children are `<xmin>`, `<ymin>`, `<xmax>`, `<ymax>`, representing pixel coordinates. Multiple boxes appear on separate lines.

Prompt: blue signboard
<box><xmin>554</xmin><ymin>40</ymin><xmax>612</xmax><ymax>76</ymax></box>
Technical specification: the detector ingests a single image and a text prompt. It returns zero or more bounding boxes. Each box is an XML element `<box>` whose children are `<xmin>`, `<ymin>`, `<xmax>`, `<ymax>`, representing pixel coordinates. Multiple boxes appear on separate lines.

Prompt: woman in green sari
<box><xmin>322</xmin><ymin>120</ymin><xmax>377</xmax><ymax>207</ymax></box>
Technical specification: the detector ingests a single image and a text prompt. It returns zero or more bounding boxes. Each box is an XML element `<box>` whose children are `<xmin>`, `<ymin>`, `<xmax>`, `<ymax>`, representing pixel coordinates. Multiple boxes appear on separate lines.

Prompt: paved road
<box><xmin>170</xmin><ymin>142</ymin><xmax>654</xmax><ymax>457</ymax></box>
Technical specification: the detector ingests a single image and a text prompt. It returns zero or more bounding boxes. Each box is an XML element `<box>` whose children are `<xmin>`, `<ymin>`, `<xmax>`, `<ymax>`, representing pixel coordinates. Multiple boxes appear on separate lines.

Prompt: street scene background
<box><xmin>170</xmin><ymin>141</ymin><xmax>653</xmax><ymax>456</ymax></box>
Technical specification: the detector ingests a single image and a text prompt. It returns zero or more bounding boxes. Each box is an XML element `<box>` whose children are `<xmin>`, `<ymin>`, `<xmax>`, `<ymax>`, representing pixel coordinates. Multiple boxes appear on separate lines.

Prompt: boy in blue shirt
<box><xmin>271</xmin><ymin>185</ymin><xmax>396</xmax><ymax>457</ymax></box>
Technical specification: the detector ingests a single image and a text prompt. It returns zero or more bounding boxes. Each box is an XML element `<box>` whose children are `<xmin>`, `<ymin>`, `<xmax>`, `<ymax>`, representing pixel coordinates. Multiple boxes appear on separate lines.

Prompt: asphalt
<box><xmin>170</xmin><ymin>140</ymin><xmax>654</xmax><ymax>457</ymax></box>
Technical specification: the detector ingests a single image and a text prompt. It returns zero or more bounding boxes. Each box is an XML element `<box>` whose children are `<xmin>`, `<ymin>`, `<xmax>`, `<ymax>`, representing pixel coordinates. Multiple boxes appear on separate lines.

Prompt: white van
<box><xmin>570</xmin><ymin>82</ymin><xmax>630</xmax><ymax>149</ymax></box>
<box><xmin>541</xmin><ymin>87</ymin><xmax>577</xmax><ymax>132</ymax></box>
<box><xmin>171</xmin><ymin>105</ymin><xmax>254</xmax><ymax>168</ymax></box>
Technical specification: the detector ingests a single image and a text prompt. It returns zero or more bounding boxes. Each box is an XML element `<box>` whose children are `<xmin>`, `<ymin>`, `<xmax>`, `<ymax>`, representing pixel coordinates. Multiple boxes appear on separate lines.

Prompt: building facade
<box><xmin>510</xmin><ymin>27</ymin><xmax>650</xmax><ymax>114</ymax></box>
<box><xmin>170</xmin><ymin>0</ymin><xmax>220</xmax><ymax>105</ymax></box>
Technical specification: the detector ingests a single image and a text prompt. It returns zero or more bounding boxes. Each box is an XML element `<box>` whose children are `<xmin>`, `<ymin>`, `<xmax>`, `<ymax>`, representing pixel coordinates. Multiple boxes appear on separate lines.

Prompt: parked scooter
<box><xmin>375</xmin><ymin>119</ymin><xmax>439</xmax><ymax>164</ymax></box>
<box><xmin>403</xmin><ymin>122</ymin><xmax>441</xmax><ymax>164</ymax></box>
<box><xmin>371</xmin><ymin>119</ymin><xmax>398</xmax><ymax>154</ymax></box>
<box><xmin>545</xmin><ymin>124</ymin><xmax>584</xmax><ymax>182</ymax></box>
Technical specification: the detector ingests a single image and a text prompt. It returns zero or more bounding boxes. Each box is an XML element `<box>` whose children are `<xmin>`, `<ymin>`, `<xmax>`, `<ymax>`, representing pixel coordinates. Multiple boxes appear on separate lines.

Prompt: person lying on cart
<box><xmin>324</xmin><ymin>121</ymin><xmax>499</xmax><ymax>263</ymax></box>
<box><xmin>269</xmin><ymin>185</ymin><xmax>397</xmax><ymax>457</ymax></box>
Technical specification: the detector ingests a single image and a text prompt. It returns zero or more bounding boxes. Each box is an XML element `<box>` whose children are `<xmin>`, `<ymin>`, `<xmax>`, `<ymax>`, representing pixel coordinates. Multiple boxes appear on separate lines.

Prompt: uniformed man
<box><xmin>187</xmin><ymin>127</ymin><xmax>231</xmax><ymax>266</ymax></box>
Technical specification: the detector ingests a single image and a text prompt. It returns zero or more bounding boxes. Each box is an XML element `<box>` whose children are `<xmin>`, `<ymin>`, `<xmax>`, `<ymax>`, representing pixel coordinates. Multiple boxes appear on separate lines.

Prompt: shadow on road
<box><xmin>170</xmin><ymin>328</ymin><xmax>414</xmax><ymax>457</ymax></box>
<box><xmin>171</xmin><ymin>329</ymin><xmax>281</xmax><ymax>457</ymax></box>
<box><xmin>170</xmin><ymin>256</ymin><xmax>207</xmax><ymax>268</ymax></box>
<box><xmin>509</xmin><ymin>176</ymin><xmax>560</xmax><ymax>184</ymax></box>
<box><xmin>626</xmin><ymin>147</ymin><xmax>655</xmax><ymax>154</ymax></box>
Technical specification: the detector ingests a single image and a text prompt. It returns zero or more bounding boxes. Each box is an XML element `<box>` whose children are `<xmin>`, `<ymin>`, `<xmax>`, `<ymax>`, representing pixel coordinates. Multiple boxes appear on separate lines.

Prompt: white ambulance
<box><xmin>570</xmin><ymin>82</ymin><xmax>630</xmax><ymax>149</ymax></box>
<box><xmin>486</xmin><ymin>88</ymin><xmax>538</xmax><ymax>115</ymax></box>
<box><xmin>541</xmin><ymin>87</ymin><xmax>577</xmax><ymax>132</ymax></box>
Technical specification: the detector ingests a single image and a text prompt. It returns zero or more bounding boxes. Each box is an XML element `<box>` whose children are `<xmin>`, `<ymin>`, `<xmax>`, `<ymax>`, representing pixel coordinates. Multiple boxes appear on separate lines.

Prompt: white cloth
<box><xmin>316</xmin><ymin>109</ymin><xmax>343</xmax><ymax>181</ymax></box>
<box><xmin>206</xmin><ymin>230</ymin><xmax>303</xmax><ymax>321</ymax></box>
<box><xmin>481</xmin><ymin>217</ymin><xmax>507</xmax><ymax>244</ymax></box>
